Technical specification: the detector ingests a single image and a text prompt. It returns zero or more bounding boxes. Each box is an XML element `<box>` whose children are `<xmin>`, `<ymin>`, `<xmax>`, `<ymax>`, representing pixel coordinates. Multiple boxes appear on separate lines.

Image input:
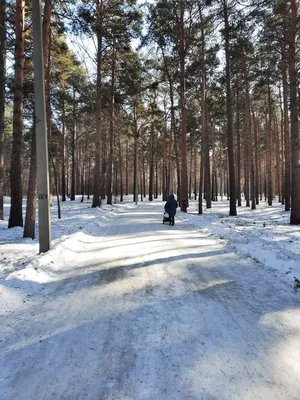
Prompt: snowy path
<box><xmin>1</xmin><ymin>201</ymin><xmax>300</xmax><ymax>400</ymax></box>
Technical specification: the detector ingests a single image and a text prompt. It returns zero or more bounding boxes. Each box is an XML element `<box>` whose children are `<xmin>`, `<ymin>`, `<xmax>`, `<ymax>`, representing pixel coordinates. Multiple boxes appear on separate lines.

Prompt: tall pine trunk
<box><xmin>179</xmin><ymin>0</ymin><xmax>188</xmax><ymax>212</ymax></box>
<box><xmin>149</xmin><ymin>101</ymin><xmax>154</xmax><ymax>201</ymax></box>
<box><xmin>223</xmin><ymin>0</ymin><xmax>236</xmax><ymax>216</ymax></box>
<box><xmin>0</xmin><ymin>0</ymin><xmax>6</xmax><ymax>220</ymax></box>
<box><xmin>9</xmin><ymin>0</ymin><xmax>25</xmax><ymax>228</ymax></box>
<box><xmin>133</xmin><ymin>97</ymin><xmax>138</xmax><ymax>203</ymax></box>
<box><xmin>125</xmin><ymin>140</ymin><xmax>128</xmax><ymax>196</ymax></box>
<box><xmin>106</xmin><ymin>38</ymin><xmax>116</xmax><ymax>205</ymax></box>
<box><xmin>267</xmin><ymin>83</ymin><xmax>273</xmax><ymax>206</ymax></box>
<box><xmin>71</xmin><ymin>89</ymin><xmax>76</xmax><ymax>201</ymax></box>
<box><xmin>252</xmin><ymin>107</ymin><xmax>259</xmax><ymax>205</ymax></box>
<box><xmin>42</xmin><ymin>0</ymin><xmax>52</xmax><ymax>199</ymax></box>
<box><xmin>281</xmin><ymin>49</ymin><xmax>291</xmax><ymax>210</ymax></box>
<box><xmin>24</xmin><ymin>118</ymin><xmax>37</xmax><ymax>239</ymax></box>
<box><xmin>61</xmin><ymin>84</ymin><xmax>66</xmax><ymax>202</ymax></box>
<box><xmin>243</xmin><ymin>57</ymin><xmax>255</xmax><ymax>210</ymax></box>
<box><xmin>288</xmin><ymin>0</ymin><xmax>300</xmax><ymax>224</ymax></box>
<box><xmin>92</xmin><ymin>0</ymin><xmax>103</xmax><ymax>207</ymax></box>
<box><xmin>236</xmin><ymin>75</ymin><xmax>242</xmax><ymax>206</ymax></box>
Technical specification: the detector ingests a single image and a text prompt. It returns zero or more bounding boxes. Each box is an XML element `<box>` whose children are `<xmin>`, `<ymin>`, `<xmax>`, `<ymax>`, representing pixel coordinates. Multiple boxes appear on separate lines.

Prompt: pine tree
<box><xmin>0</xmin><ymin>0</ymin><xmax>6</xmax><ymax>220</ymax></box>
<box><xmin>8</xmin><ymin>0</ymin><xmax>25</xmax><ymax>228</ymax></box>
<box><xmin>288</xmin><ymin>0</ymin><xmax>300</xmax><ymax>224</ymax></box>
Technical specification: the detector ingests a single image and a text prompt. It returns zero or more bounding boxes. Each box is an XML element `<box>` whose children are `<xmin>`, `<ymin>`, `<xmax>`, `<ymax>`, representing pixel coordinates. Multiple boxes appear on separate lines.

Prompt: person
<box><xmin>164</xmin><ymin>194</ymin><xmax>177</xmax><ymax>226</ymax></box>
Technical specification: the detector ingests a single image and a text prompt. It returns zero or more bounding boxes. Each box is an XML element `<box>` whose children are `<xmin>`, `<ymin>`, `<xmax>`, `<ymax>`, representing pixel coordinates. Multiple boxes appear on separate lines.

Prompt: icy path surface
<box><xmin>1</xmin><ymin>201</ymin><xmax>300</xmax><ymax>400</ymax></box>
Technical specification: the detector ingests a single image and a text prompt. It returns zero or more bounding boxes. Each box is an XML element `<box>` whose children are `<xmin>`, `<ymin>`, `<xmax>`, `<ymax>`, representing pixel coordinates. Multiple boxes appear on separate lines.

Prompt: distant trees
<box><xmin>1</xmin><ymin>0</ymin><xmax>299</xmax><ymax>237</ymax></box>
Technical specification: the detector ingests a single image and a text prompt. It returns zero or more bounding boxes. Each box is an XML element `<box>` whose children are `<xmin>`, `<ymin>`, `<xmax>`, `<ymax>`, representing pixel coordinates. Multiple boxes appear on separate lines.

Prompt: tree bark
<box><xmin>125</xmin><ymin>140</ymin><xmax>128</xmax><ymax>196</ymax></box>
<box><xmin>61</xmin><ymin>84</ymin><xmax>66</xmax><ymax>202</ymax></box>
<box><xmin>92</xmin><ymin>0</ymin><xmax>103</xmax><ymax>207</ymax></box>
<box><xmin>242</xmin><ymin>57</ymin><xmax>255</xmax><ymax>210</ymax></box>
<box><xmin>188</xmin><ymin>145</ymin><xmax>192</xmax><ymax>200</ymax></box>
<box><xmin>236</xmin><ymin>75</ymin><xmax>241</xmax><ymax>206</ymax></box>
<box><xmin>42</xmin><ymin>0</ymin><xmax>52</xmax><ymax>198</ymax></box>
<box><xmin>198</xmin><ymin>138</ymin><xmax>204</xmax><ymax>214</ymax></box>
<box><xmin>118</xmin><ymin>126</ymin><xmax>123</xmax><ymax>202</ymax></box>
<box><xmin>149</xmin><ymin>100</ymin><xmax>155</xmax><ymax>201</ymax></box>
<box><xmin>50</xmin><ymin>153</ymin><xmax>61</xmax><ymax>219</ymax></box>
<box><xmin>223</xmin><ymin>0</ymin><xmax>236</xmax><ymax>216</ymax></box>
<box><xmin>24</xmin><ymin>119</ymin><xmax>37</xmax><ymax>239</ymax></box>
<box><xmin>0</xmin><ymin>0</ymin><xmax>6</xmax><ymax>220</ymax></box>
<box><xmin>252</xmin><ymin>107</ymin><xmax>259</xmax><ymax>205</ymax></box>
<box><xmin>289</xmin><ymin>0</ymin><xmax>300</xmax><ymax>224</ymax></box>
<box><xmin>106</xmin><ymin>37</ymin><xmax>116</xmax><ymax>205</ymax></box>
<box><xmin>9</xmin><ymin>0</ymin><xmax>25</xmax><ymax>228</ymax></box>
<box><xmin>169</xmin><ymin>84</ymin><xmax>179</xmax><ymax>200</ymax></box>
<box><xmin>71</xmin><ymin>88</ymin><xmax>76</xmax><ymax>201</ymax></box>
<box><xmin>267</xmin><ymin>83</ymin><xmax>273</xmax><ymax>206</ymax></box>
<box><xmin>133</xmin><ymin>97</ymin><xmax>138</xmax><ymax>203</ymax></box>
<box><xmin>179</xmin><ymin>0</ymin><xmax>188</xmax><ymax>212</ymax></box>
<box><xmin>193</xmin><ymin>146</ymin><xmax>197</xmax><ymax>200</ymax></box>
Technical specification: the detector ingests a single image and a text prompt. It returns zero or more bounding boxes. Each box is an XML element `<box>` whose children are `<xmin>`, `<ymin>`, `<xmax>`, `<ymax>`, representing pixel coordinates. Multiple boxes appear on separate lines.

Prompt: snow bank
<box><xmin>180</xmin><ymin>198</ymin><xmax>300</xmax><ymax>286</ymax></box>
<box><xmin>0</xmin><ymin>196</ymin><xmax>137</xmax><ymax>296</ymax></box>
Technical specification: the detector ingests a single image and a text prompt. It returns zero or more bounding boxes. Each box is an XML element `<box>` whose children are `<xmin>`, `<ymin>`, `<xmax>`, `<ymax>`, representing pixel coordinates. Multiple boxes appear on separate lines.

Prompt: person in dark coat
<box><xmin>164</xmin><ymin>194</ymin><xmax>178</xmax><ymax>226</ymax></box>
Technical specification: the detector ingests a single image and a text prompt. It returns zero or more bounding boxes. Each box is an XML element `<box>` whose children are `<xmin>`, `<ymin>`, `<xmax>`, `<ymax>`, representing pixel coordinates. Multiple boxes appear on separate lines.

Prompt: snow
<box><xmin>0</xmin><ymin>196</ymin><xmax>300</xmax><ymax>399</ymax></box>
<box><xmin>182</xmin><ymin>198</ymin><xmax>300</xmax><ymax>286</ymax></box>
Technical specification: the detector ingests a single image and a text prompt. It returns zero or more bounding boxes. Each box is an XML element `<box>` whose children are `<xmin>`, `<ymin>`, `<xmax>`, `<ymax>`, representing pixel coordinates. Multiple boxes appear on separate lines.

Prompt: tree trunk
<box><xmin>71</xmin><ymin>89</ymin><xmax>76</xmax><ymax>201</ymax></box>
<box><xmin>236</xmin><ymin>75</ymin><xmax>242</xmax><ymax>206</ymax></box>
<box><xmin>125</xmin><ymin>140</ymin><xmax>128</xmax><ymax>196</ymax></box>
<box><xmin>252</xmin><ymin>108</ymin><xmax>259</xmax><ymax>205</ymax></box>
<box><xmin>267</xmin><ymin>83</ymin><xmax>273</xmax><ymax>206</ymax></box>
<box><xmin>133</xmin><ymin>98</ymin><xmax>138</xmax><ymax>204</ymax></box>
<box><xmin>118</xmin><ymin>127</ymin><xmax>123</xmax><ymax>202</ymax></box>
<box><xmin>42</xmin><ymin>0</ymin><xmax>52</xmax><ymax>200</ymax></box>
<box><xmin>223</xmin><ymin>0</ymin><xmax>236</xmax><ymax>216</ymax></box>
<box><xmin>155</xmin><ymin>153</ymin><xmax>158</xmax><ymax>199</ymax></box>
<box><xmin>87</xmin><ymin>156</ymin><xmax>91</xmax><ymax>200</ymax></box>
<box><xmin>0</xmin><ymin>0</ymin><xmax>6</xmax><ymax>220</ymax></box>
<box><xmin>211</xmin><ymin>123</ymin><xmax>217</xmax><ymax>202</ymax></box>
<box><xmin>9</xmin><ymin>0</ymin><xmax>25</xmax><ymax>228</ymax></box>
<box><xmin>162</xmin><ymin>110</ymin><xmax>168</xmax><ymax>200</ymax></box>
<box><xmin>50</xmin><ymin>153</ymin><xmax>61</xmax><ymax>219</ymax></box>
<box><xmin>289</xmin><ymin>0</ymin><xmax>300</xmax><ymax>224</ymax></box>
<box><xmin>242</xmin><ymin>57</ymin><xmax>255</xmax><ymax>210</ymax></box>
<box><xmin>81</xmin><ymin>139</ymin><xmax>88</xmax><ymax>202</ymax></box>
<box><xmin>179</xmin><ymin>0</ymin><xmax>188</xmax><ymax>212</ymax></box>
<box><xmin>194</xmin><ymin>146</ymin><xmax>197</xmax><ymax>200</ymax></box>
<box><xmin>149</xmin><ymin>101</ymin><xmax>154</xmax><ymax>201</ymax></box>
<box><xmin>24</xmin><ymin>120</ymin><xmax>37</xmax><ymax>239</ymax></box>
<box><xmin>92</xmin><ymin>0</ymin><xmax>103</xmax><ymax>208</ymax></box>
<box><xmin>244</xmin><ymin>155</ymin><xmax>250</xmax><ymax>207</ymax></box>
<box><xmin>142</xmin><ymin>146</ymin><xmax>146</xmax><ymax>198</ymax></box>
<box><xmin>169</xmin><ymin>83</ymin><xmax>180</xmax><ymax>200</ymax></box>
<box><xmin>198</xmin><ymin>140</ymin><xmax>204</xmax><ymax>214</ymax></box>
<box><xmin>106</xmin><ymin>38</ymin><xmax>116</xmax><ymax>205</ymax></box>
<box><xmin>274</xmin><ymin>113</ymin><xmax>281</xmax><ymax>202</ymax></box>
<box><xmin>198</xmin><ymin>4</ymin><xmax>211</xmax><ymax>209</ymax></box>
<box><xmin>188</xmin><ymin>144</ymin><xmax>192</xmax><ymax>200</ymax></box>
<box><xmin>279</xmin><ymin>85</ymin><xmax>285</xmax><ymax>205</ymax></box>
<box><xmin>61</xmin><ymin>84</ymin><xmax>66</xmax><ymax>202</ymax></box>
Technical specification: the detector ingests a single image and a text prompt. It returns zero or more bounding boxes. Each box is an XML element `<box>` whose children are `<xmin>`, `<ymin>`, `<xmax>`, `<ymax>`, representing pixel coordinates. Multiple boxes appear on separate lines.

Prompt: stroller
<box><xmin>163</xmin><ymin>211</ymin><xmax>170</xmax><ymax>224</ymax></box>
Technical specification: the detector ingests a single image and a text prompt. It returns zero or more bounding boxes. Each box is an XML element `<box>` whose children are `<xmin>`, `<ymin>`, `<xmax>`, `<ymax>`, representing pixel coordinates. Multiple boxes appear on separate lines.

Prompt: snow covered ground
<box><xmin>0</xmin><ymin>196</ymin><xmax>300</xmax><ymax>399</ymax></box>
<box><xmin>183</xmin><ymin>198</ymin><xmax>300</xmax><ymax>286</ymax></box>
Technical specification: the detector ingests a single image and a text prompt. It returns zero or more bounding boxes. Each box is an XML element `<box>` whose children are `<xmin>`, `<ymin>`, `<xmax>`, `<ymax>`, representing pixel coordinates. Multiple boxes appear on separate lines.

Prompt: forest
<box><xmin>1</xmin><ymin>2</ymin><xmax>300</xmax><ymax>398</ymax></box>
<box><xmin>0</xmin><ymin>0</ymin><xmax>299</xmax><ymax>240</ymax></box>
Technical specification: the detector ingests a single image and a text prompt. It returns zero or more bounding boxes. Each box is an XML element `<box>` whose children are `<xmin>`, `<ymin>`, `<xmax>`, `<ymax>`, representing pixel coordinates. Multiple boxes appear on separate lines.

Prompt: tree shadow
<box><xmin>1</xmin><ymin>268</ymin><xmax>299</xmax><ymax>399</ymax></box>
